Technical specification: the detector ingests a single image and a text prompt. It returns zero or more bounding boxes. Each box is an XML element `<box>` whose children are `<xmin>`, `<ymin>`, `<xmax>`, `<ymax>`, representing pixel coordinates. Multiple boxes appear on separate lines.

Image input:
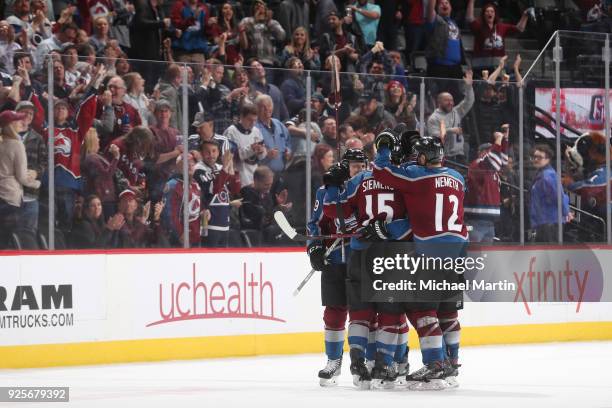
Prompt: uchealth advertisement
<box><xmin>0</xmin><ymin>248</ymin><xmax>612</xmax><ymax>348</ymax></box>
<box><xmin>109</xmin><ymin>251</ymin><xmax>322</xmax><ymax>339</ymax></box>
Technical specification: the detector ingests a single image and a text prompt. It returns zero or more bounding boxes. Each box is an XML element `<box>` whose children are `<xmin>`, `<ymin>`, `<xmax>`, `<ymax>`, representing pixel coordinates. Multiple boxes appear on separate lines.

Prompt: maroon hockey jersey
<box><xmin>32</xmin><ymin>91</ymin><xmax>97</xmax><ymax>189</ymax></box>
<box><xmin>464</xmin><ymin>139</ymin><xmax>509</xmax><ymax>220</ymax></box>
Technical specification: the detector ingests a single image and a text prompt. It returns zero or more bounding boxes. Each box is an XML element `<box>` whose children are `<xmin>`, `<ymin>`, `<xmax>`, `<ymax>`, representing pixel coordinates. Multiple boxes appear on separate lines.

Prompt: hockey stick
<box><xmin>274</xmin><ymin>211</ymin><xmax>360</xmax><ymax>241</ymax></box>
<box><xmin>293</xmin><ymin>238</ymin><xmax>341</xmax><ymax>296</ymax></box>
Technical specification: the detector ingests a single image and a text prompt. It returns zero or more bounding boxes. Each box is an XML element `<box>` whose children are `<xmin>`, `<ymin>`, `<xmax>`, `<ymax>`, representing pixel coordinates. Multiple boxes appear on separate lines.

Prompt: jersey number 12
<box><xmin>435</xmin><ymin>193</ymin><xmax>462</xmax><ymax>232</ymax></box>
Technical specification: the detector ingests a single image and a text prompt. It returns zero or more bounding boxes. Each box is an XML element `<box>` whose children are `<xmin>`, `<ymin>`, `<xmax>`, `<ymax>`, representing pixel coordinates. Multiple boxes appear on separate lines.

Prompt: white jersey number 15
<box><xmin>365</xmin><ymin>193</ymin><xmax>394</xmax><ymax>225</ymax></box>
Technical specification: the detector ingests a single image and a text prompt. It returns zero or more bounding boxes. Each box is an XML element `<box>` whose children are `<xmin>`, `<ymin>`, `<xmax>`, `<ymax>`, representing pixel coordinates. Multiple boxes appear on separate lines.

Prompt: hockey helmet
<box><xmin>414</xmin><ymin>136</ymin><xmax>445</xmax><ymax>165</ymax></box>
<box><xmin>342</xmin><ymin>148</ymin><xmax>368</xmax><ymax>164</ymax></box>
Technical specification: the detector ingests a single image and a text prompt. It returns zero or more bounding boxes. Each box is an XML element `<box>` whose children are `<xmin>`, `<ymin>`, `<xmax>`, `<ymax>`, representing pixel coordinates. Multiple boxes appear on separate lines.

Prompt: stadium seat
<box><xmin>240</xmin><ymin>229</ymin><xmax>262</xmax><ymax>248</ymax></box>
<box><xmin>10</xmin><ymin>231</ymin><xmax>40</xmax><ymax>250</ymax></box>
<box><xmin>227</xmin><ymin>229</ymin><xmax>243</xmax><ymax>247</ymax></box>
<box><xmin>38</xmin><ymin>229</ymin><xmax>67</xmax><ymax>250</ymax></box>
<box><xmin>38</xmin><ymin>233</ymin><xmax>48</xmax><ymax>250</ymax></box>
<box><xmin>411</xmin><ymin>52</ymin><xmax>428</xmax><ymax>74</ymax></box>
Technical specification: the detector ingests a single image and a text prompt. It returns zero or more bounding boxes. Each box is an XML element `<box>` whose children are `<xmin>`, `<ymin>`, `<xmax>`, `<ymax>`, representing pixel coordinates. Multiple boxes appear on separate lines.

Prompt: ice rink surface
<box><xmin>1</xmin><ymin>341</ymin><xmax>611</xmax><ymax>408</ymax></box>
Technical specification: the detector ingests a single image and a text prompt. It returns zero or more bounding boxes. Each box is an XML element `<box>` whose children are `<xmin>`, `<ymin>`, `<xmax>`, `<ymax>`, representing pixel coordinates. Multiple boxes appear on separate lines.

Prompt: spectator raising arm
<box><xmin>426</xmin><ymin>0</ymin><xmax>437</xmax><ymax>23</ymax></box>
<box><xmin>96</xmin><ymin>90</ymin><xmax>117</xmax><ymax>139</ymax></box>
<box><xmin>214</xmin><ymin>151</ymin><xmax>241</xmax><ymax>195</ymax></box>
<box><xmin>266</xmin><ymin>16</ymin><xmax>286</xmax><ymax>43</ymax></box>
<box><xmin>75</xmin><ymin>65</ymin><xmax>107</xmax><ymax>142</ymax></box>
<box><xmin>349</xmin><ymin>4</ymin><xmax>380</xmax><ymax>19</ymax></box>
<box><xmin>238</xmin><ymin>21</ymin><xmax>249</xmax><ymax>50</ymax></box>
<box><xmin>514</xmin><ymin>54</ymin><xmax>523</xmax><ymax>85</ymax></box>
<box><xmin>516</xmin><ymin>8</ymin><xmax>529</xmax><ymax>33</ymax></box>
<box><xmin>485</xmin><ymin>55</ymin><xmax>508</xmax><ymax>84</ymax></box>
<box><xmin>6</xmin><ymin>75</ymin><xmax>23</xmax><ymax>105</ymax></box>
<box><xmin>455</xmin><ymin>70</ymin><xmax>475</xmax><ymax>118</ymax></box>
<box><xmin>358</xmin><ymin>42</ymin><xmax>394</xmax><ymax>75</ymax></box>
<box><xmin>466</xmin><ymin>0</ymin><xmax>475</xmax><ymax>22</ymax></box>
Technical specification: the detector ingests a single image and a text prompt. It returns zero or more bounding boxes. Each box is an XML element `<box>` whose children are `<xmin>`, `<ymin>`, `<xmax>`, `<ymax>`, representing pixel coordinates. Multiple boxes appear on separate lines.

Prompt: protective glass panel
<box><xmin>555</xmin><ymin>31</ymin><xmax>609</xmax><ymax>244</ymax></box>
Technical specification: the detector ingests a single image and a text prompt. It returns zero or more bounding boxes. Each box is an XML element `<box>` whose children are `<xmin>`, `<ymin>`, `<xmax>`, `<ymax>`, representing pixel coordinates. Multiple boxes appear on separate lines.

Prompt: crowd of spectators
<box><xmin>0</xmin><ymin>0</ymin><xmax>608</xmax><ymax>249</ymax></box>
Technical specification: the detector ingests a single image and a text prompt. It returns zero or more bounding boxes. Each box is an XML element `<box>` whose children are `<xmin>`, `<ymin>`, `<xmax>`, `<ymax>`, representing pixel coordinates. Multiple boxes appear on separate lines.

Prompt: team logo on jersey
<box><xmin>483</xmin><ymin>32</ymin><xmax>503</xmax><ymax>50</ymax></box>
<box><xmin>188</xmin><ymin>190</ymin><xmax>201</xmax><ymax>222</ymax></box>
<box><xmin>448</xmin><ymin>21</ymin><xmax>460</xmax><ymax>40</ymax></box>
<box><xmin>54</xmin><ymin>133</ymin><xmax>72</xmax><ymax>157</ymax></box>
<box><xmin>218</xmin><ymin>190</ymin><xmax>229</xmax><ymax>203</ymax></box>
<box><xmin>90</xmin><ymin>1</ymin><xmax>111</xmax><ymax>20</ymax></box>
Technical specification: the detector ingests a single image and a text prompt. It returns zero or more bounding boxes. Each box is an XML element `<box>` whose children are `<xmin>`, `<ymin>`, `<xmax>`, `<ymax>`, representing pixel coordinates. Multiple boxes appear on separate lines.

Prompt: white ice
<box><xmin>1</xmin><ymin>341</ymin><xmax>611</xmax><ymax>408</ymax></box>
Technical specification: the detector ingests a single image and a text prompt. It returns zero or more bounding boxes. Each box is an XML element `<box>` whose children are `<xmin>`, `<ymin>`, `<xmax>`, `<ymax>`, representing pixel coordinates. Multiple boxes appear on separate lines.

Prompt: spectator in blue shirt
<box><xmin>425</xmin><ymin>0</ymin><xmax>466</xmax><ymax>102</ymax></box>
<box><xmin>529</xmin><ymin>144</ymin><xmax>571</xmax><ymax>243</ymax></box>
<box><xmin>255</xmin><ymin>94</ymin><xmax>292</xmax><ymax>173</ymax></box>
<box><xmin>348</xmin><ymin>0</ymin><xmax>381</xmax><ymax>47</ymax></box>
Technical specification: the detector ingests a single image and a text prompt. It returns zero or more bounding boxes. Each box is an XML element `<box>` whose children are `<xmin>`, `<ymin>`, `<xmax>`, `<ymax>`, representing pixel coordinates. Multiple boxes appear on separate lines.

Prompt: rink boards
<box><xmin>1</xmin><ymin>246</ymin><xmax>612</xmax><ymax>368</ymax></box>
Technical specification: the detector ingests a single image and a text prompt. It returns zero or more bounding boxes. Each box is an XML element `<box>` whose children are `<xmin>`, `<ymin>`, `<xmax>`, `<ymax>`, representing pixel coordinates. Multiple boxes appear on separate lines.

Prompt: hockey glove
<box><xmin>307</xmin><ymin>243</ymin><xmax>327</xmax><ymax>271</ymax></box>
<box><xmin>375</xmin><ymin>129</ymin><xmax>398</xmax><ymax>151</ymax></box>
<box><xmin>360</xmin><ymin>220</ymin><xmax>390</xmax><ymax>242</ymax></box>
<box><xmin>323</xmin><ymin>162</ymin><xmax>350</xmax><ymax>188</ymax></box>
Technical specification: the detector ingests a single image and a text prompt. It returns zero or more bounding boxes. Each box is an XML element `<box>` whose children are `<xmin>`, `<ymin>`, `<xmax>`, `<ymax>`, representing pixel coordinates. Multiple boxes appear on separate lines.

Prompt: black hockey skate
<box><xmin>318</xmin><ymin>358</ymin><xmax>342</xmax><ymax>387</ymax></box>
<box><xmin>349</xmin><ymin>349</ymin><xmax>372</xmax><ymax>390</ymax></box>
<box><xmin>442</xmin><ymin>360</ymin><xmax>461</xmax><ymax>388</ymax></box>
<box><xmin>371</xmin><ymin>352</ymin><xmax>397</xmax><ymax>389</ymax></box>
<box><xmin>406</xmin><ymin>360</ymin><xmax>447</xmax><ymax>391</ymax></box>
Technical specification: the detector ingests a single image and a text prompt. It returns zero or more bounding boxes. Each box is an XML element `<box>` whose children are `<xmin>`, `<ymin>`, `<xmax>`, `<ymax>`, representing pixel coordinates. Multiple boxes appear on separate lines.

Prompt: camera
<box><xmin>32</xmin><ymin>33</ymin><xmax>43</xmax><ymax>46</ymax></box>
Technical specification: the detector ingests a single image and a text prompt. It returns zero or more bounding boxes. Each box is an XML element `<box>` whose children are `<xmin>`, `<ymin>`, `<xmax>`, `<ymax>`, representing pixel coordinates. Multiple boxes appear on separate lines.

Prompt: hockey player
<box><xmin>372</xmin><ymin>133</ymin><xmax>468</xmax><ymax>390</ymax></box>
<box><xmin>323</xmin><ymin>147</ymin><xmax>412</xmax><ymax>389</ymax></box>
<box><xmin>308</xmin><ymin>148</ymin><xmax>367</xmax><ymax>387</ymax></box>
<box><xmin>388</xmin><ymin>125</ymin><xmax>421</xmax><ymax>386</ymax></box>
